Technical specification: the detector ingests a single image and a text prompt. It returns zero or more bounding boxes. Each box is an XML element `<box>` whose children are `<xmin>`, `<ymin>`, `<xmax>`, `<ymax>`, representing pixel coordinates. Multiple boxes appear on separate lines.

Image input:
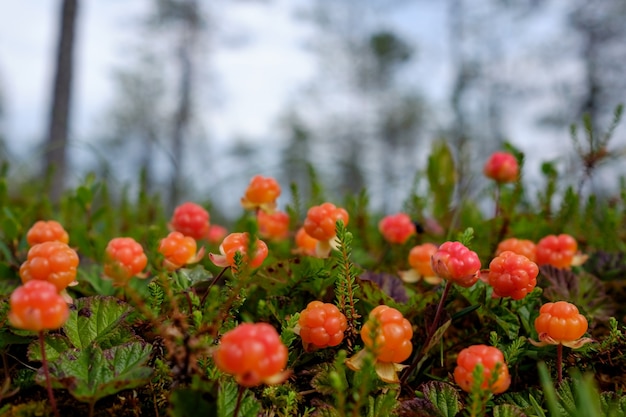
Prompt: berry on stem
<box><xmin>19</xmin><ymin>241</ymin><xmax>79</xmax><ymax>292</ymax></box>
<box><xmin>495</xmin><ymin>238</ymin><xmax>536</xmax><ymax>262</ymax></box>
<box><xmin>535</xmin><ymin>234</ymin><xmax>580</xmax><ymax>269</ymax></box>
<box><xmin>297</xmin><ymin>301</ymin><xmax>347</xmax><ymax>351</ymax></box>
<box><xmin>257</xmin><ymin>210</ymin><xmax>290</xmax><ymax>241</ymax></box>
<box><xmin>206</xmin><ymin>224</ymin><xmax>228</xmax><ymax>244</ymax></box>
<box><xmin>483</xmin><ymin>151</ymin><xmax>519</xmax><ymax>183</ymax></box>
<box><xmin>303</xmin><ymin>202</ymin><xmax>349</xmax><ymax>257</ymax></box>
<box><xmin>9</xmin><ymin>280</ymin><xmax>70</xmax><ymax>331</ymax></box>
<box><xmin>431</xmin><ymin>241</ymin><xmax>481</xmax><ymax>287</ymax></box>
<box><xmin>209</xmin><ymin>232</ymin><xmax>268</xmax><ymax>271</ymax></box>
<box><xmin>169</xmin><ymin>202</ymin><xmax>210</xmax><ymax>240</ymax></box>
<box><xmin>26</xmin><ymin>220</ymin><xmax>69</xmax><ymax>246</ymax></box>
<box><xmin>240</xmin><ymin>175</ymin><xmax>281</xmax><ymax>213</ymax></box>
<box><xmin>488</xmin><ymin>251</ymin><xmax>539</xmax><ymax>300</ymax></box>
<box><xmin>532</xmin><ymin>301</ymin><xmax>590</xmax><ymax>348</ymax></box>
<box><xmin>454</xmin><ymin>345</ymin><xmax>511</xmax><ymax>394</ymax></box>
<box><xmin>103</xmin><ymin>237</ymin><xmax>148</xmax><ymax>284</ymax></box>
<box><xmin>158</xmin><ymin>231</ymin><xmax>204</xmax><ymax>271</ymax></box>
<box><xmin>293</xmin><ymin>227</ymin><xmax>318</xmax><ymax>256</ymax></box>
<box><xmin>401</xmin><ymin>243</ymin><xmax>441</xmax><ymax>284</ymax></box>
<box><xmin>378</xmin><ymin>213</ymin><xmax>416</xmax><ymax>245</ymax></box>
<box><xmin>213</xmin><ymin>322</ymin><xmax>289</xmax><ymax>387</ymax></box>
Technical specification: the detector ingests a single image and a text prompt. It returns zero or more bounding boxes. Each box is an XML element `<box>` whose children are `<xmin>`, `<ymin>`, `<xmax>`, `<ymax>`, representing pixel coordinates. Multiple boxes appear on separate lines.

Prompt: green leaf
<box><xmin>421</xmin><ymin>381</ymin><xmax>462</xmax><ymax>417</ymax></box>
<box><xmin>44</xmin><ymin>342</ymin><xmax>153</xmax><ymax>404</ymax></box>
<box><xmin>63</xmin><ymin>296</ymin><xmax>133</xmax><ymax>349</ymax></box>
<box><xmin>217</xmin><ymin>379</ymin><xmax>260</xmax><ymax>417</ymax></box>
<box><xmin>427</xmin><ymin>140</ymin><xmax>456</xmax><ymax>218</ymax></box>
<box><xmin>169</xmin><ymin>388</ymin><xmax>217</xmax><ymax>417</ymax></box>
<box><xmin>492</xmin><ymin>404</ymin><xmax>528</xmax><ymax>417</ymax></box>
<box><xmin>27</xmin><ymin>334</ymin><xmax>72</xmax><ymax>362</ymax></box>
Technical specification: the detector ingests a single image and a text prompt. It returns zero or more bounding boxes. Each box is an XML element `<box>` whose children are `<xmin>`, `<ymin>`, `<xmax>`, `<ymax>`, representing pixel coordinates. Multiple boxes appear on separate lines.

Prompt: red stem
<box><xmin>39</xmin><ymin>331</ymin><xmax>60</xmax><ymax>417</ymax></box>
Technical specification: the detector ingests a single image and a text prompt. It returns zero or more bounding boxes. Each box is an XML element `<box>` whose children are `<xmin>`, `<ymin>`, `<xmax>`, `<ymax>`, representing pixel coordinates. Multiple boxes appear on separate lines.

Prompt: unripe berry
<box><xmin>213</xmin><ymin>322</ymin><xmax>288</xmax><ymax>387</ymax></box>
<box><xmin>104</xmin><ymin>237</ymin><xmax>148</xmax><ymax>284</ymax></box>
<box><xmin>241</xmin><ymin>175</ymin><xmax>281</xmax><ymax>213</ymax></box>
<box><xmin>158</xmin><ymin>231</ymin><xmax>201</xmax><ymax>270</ymax></box>
<box><xmin>534</xmin><ymin>301</ymin><xmax>588</xmax><ymax>344</ymax></box>
<box><xmin>9</xmin><ymin>280</ymin><xmax>69</xmax><ymax>331</ymax></box>
<box><xmin>298</xmin><ymin>301</ymin><xmax>347</xmax><ymax>350</ymax></box>
<box><xmin>209</xmin><ymin>232</ymin><xmax>268</xmax><ymax>271</ymax></box>
<box><xmin>303</xmin><ymin>202</ymin><xmax>349</xmax><ymax>242</ymax></box>
<box><xmin>431</xmin><ymin>241</ymin><xmax>481</xmax><ymax>287</ymax></box>
<box><xmin>19</xmin><ymin>241</ymin><xmax>79</xmax><ymax>292</ymax></box>
<box><xmin>535</xmin><ymin>234</ymin><xmax>577</xmax><ymax>269</ymax></box>
<box><xmin>361</xmin><ymin>305</ymin><xmax>413</xmax><ymax>363</ymax></box>
<box><xmin>488</xmin><ymin>251</ymin><xmax>538</xmax><ymax>300</ymax></box>
<box><xmin>495</xmin><ymin>238</ymin><xmax>536</xmax><ymax>262</ymax></box>
<box><xmin>454</xmin><ymin>345</ymin><xmax>511</xmax><ymax>394</ymax></box>
<box><xmin>378</xmin><ymin>213</ymin><xmax>416</xmax><ymax>244</ymax></box>
<box><xmin>170</xmin><ymin>202</ymin><xmax>210</xmax><ymax>240</ymax></box>
<box><xmin>257</xmin><ymin>210</ymin><xmax>290</xmax><ymax>241</ymax></box>
<box><xmin>483</xmin><ymin>151</ymin><xmax>519</xmax><ymax>183</ymax></box>
<box><xmin>26</xmin><ymin>220</ymin><xmax>69</xmax><ymax>246</ymax></box>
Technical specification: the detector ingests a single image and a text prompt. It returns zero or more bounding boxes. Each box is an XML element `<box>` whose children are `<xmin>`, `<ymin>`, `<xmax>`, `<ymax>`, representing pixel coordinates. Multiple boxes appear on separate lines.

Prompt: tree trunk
<box><xmin>44</xmin><ymin>0</ymin><xmax>79</xmax><ymax>200</ymax></box>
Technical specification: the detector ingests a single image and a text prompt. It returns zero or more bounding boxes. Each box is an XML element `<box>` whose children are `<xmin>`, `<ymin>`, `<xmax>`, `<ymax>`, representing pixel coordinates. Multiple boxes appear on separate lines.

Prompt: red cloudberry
<box><xmin>213</xmin><ymin>322</ymin><xmax>289</xmax><ymax>387</ymax></box>
<box><xmin>158</xmin><ymin>231</ymin><xmax>204</xmax><ymax>271</ymax></box>
<box><xmin>535</xmin><ymin>234</ymin><xmax>578</xmax><ymax>269</ymax></box>
<box><xmin>454</xmin><ymin>345</ymin><xmax>511</xmax><ymax>394</ymax></box>
<box><xmin>294</xmin><ymin>227</ymin><xmax>318</xmax><ymax>256</ymax></box>
<box><xmin>257</xmin><ymin>210</ymin><xmax>290</xmax><ymax>241</ymax></box>
<box><xmin>488</xmin><ymin>251</ymin><xmax>539</xmax><ymax>300</ymax></box>
<box><xmin>495</xmin><ymin>238</ymin><xmax>536</xmax><ymax>262</ymax></box>
<box><xmin>534</xmin><ymin>301</ymin><xmax>588</xmax><ymax>346</ymax></box>
<box><xmin>209</xmin><ymin>232</ymin><xmax>268</xmax><ymax>271</ymax></box>
<box><xmin>360</xmin><ymin>305</ymin><xmax>413</xmax><ymax>363</ymax></box>
<box><xmin>483</xmin><ymin>151</ymin><xmax>519</xmax><ymax>183</ymax></box>
<box><xmin>378</xmin><ymin>213</ymin><xmax>416</xmax><ymax>244</ymax></box>
<box><xmin>298</xmin><ymin>301</ymin><xmax>347</xmax><ymax>351</ymax></box>
<box><xmin>240</xmin><ymin>175</ymin><xmax>281</xmax><ymax>213</ymax></box>
<box><xmin>431</xmin><ymin>241</ymin><xmax>481</xmax><ymax>287</ymax></box>
<box><xmin>26</xmin><ymin>220</ymin><xmax>69</xmax><ymax>246</ymax></box>
<box><xmin>206</xmin><ymin>224</ymin><xmax>228</xmax><ymax>244</ymax></box>
<box><xmin>104</xmin><ymin>237</ymin><xmax>148</xmax><ymax>284</ymax></box>
<box><xmin>169</xmin><ymin>202</ymin><xmax>210</xmax><ymax>241</ymax></box>
<box><xmin>19</xmin><ymin>241</ymin><xmax>79</xmax><ymax>292</ymax></box>
<box><xmin>9</xmin><ymin>280</ymin><xmax>69</xmax><ymax>331</ymax></box>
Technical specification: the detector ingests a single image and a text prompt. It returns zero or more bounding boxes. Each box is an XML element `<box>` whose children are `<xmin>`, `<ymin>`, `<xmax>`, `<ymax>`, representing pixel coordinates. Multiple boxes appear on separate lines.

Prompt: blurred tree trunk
<box><xmin>43</xmin><ymin>0</ymin><xmax>78</xmax><ymax>200</ymax></box>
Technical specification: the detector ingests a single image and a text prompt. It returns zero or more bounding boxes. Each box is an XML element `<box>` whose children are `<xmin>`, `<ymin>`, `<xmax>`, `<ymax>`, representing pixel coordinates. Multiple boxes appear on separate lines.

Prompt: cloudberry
<box><xmin>213</xmin><ymin>322</ymin><xmax>289</xmax><ymax>387</ymax></box>
<box><xmin>431</xmin><ymin>241</ymin><xmax>481</xmax><ymax>287</ymax></box>
<box><xmin>294</xmin><ymin>227</ymin><xmax>318</xmax><ymax>256</ymax></box>
<box><xmin>9</xmin><ymin>280</ymin><xmax>69</xmax><ymax>331</ymax></box>
<box><xmin>303</xmin><ymin>202</ymin><xmax>349</xmax><ymax>242</ymax></box>
<box><xmin>483</xmin><ymin>151</ymin><xmax>519</xmax><ymax>183</ymax></box>
<box><xmin>361</xmin><ymin>305</ymin><xmax>413</xmax><ymax>363</ymax></box>
<box><xmin>408</xmin><ymin>243</ymin><xmax>438</xmax><ymax>277</ymax></box>
<box><xmin>535</xmin><ymin>234</ymin><xmax>577</xmax><ymax>269</ymax></box>
<box><xmin>454</xmin><ymin>345</ymin><xmax>511</xmax><ymax>394</ymax></box>
<box><xmin>169</xmin><ymin>202</ymin><xmax>210</xmax><ymax>240</ymax></box>
<box><xmin>298</xmin><ymin>301</ymin><xmax>347</xmax><ymax>351</ymax></box>
<box><xmin>378</xmin><ymin>213</ymin><xmax>416</xmax><ymax>244</ymax></box>
<box><xmin>257</xmin><ymin>210</ymin><xmax>290</xmax><ymax>241</ymax></box>
<box><xmin>495</xmin><ymin>238</ymin><xmax>536</xmax><ymax>262</ymax></box>
<box><xmin>158</xmin><ymin>231</ymin><xmax>204</xmax><ymax>271</ymax></box>
<box><xmin>534</xmin><ymin>301</ymin><xmax>588</xmax><ymax>346</ymax></box>
<box><xmin>206</xmin><ymin>224</ymin><xmax>228</xmax><ymax>244</ymax></box>
<box><xmin>488</xmin><ymin>251</ymin><xmax>539</xmax><ymax>300</ymax></box>
<box><xmin>26</xmin><ymin>220</ymin><xmax>69</xmax><ymax>246</ymax></box>
<box><xmin>104</xmin><ymin>237</ymin><xmax>148</xmax><ymax>284</ymax></box>
<box><xmin>240</xmin><ymin>175</ymin><xmax>281</xmax><ymax>213</ymax></box>
<box><xmin>209</xmin><ymin>232</ymin><xmax>268</xmax><ymax>271</ymax></box>
<box><xmin>19</xmin><ymin>241</ymin><xmax>79</xmax><ymax>292</ymax></box>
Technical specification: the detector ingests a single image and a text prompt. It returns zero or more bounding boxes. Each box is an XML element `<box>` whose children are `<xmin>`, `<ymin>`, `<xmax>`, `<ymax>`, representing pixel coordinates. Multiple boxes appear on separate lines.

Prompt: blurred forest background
<box><xmin>0</xmin><ymin>0</ymin><xmax>625</xmax><ymax>222</ymax></box>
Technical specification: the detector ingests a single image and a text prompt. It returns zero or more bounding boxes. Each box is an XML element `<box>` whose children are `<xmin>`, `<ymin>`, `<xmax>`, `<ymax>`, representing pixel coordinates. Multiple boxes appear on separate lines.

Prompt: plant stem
<box><xmin>201</xmin><ymin>267</ymin><xmax>228</xmax><ymax>306</ymax></box>
<box><xmin>233</xmin><ymin>385</ymin><xmax>245</xmax><ymax>417</ymax></box>
<box><xmin>494</xmin><ymin>182</ymin><xmax>502</xmax><ymax>218</ymax></box>
<box><xmin>39</xmin><ymin>331</ymin><xmax>60</xmax><ymax>417</ymax></box>
<box><xmin>556</xmin><ymin>343</ymin><xmax>563</xmax><ymax>384</ymax></box>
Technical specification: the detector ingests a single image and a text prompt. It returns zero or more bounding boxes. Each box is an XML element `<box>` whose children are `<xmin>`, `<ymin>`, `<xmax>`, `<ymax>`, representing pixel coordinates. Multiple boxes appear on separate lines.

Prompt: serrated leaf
<box><xmin>421</xmin><ymin>381</ymin><xmax>462</xmax><ymax>417</ymax></box>
<box><xmin>217</xmin><ymin>379</ymin><xmax>260</xmax><ymax>417</ymax></box>
<box><xmin>27</xmin><ymin>334</ymin><xmax>72</xmax><ymax>362</ymax></box>
<box><xmin>43</xmin><ymin>341</ymin><xmax>153</xmax><ymax>404</ymax></box>
<box><xmin>492</xmin><ymin>306</ymin><xmax>521</xmax><ymax>340</ymax></box>
<box><xmin>395</xmin><ymin>397</ymin><xmax>440</xmax><ymax>417</ymax></box>
<box><xmin>493</xmin><ymin>404</ymin><xmax>528</xmax><ymax>417</ymax></box>
<box><xmin>63</xmin><ymin>296</ymin><xmax>133</xmax><ymax>349</ymax></box>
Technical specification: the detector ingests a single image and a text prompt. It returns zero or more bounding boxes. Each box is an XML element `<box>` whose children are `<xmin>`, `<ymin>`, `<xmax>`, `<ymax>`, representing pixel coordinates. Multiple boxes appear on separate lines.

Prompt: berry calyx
<box><xmin>240</xmin><ymin>175</ymin><xmax>281</xmax><ymax>213</ymax></box>
<box><xmin>495</xmin><ymin>238</ymin><xmax>536</xmax><ymax>262</ymax></box>
<box><xmin>378</xmin><ymin>213</ymin><xmax>416</xmax><ymax>244</ymax></box>
<box><xmin>9</xmin><ymin>280</ymin><xmax>69</xmax><ymax>331</ymax></box>
<box><xmin>488</xmin><ymin>251</ymin><xmax>539</xmax><ymax>300</ymax></box>
<box><xmin>213</xmin><ymin>322</ymin><xmax>289</xmax><ymax>387</ymax></box>
<box><xmin>103</xmin><ymin>237</ymin><xmax>148</xmax><ymax>284</ymax></box>
<box><xmin>26</xmin><ymin>220</ymin><xmax>69</xmax><ymax>246</ymax></box>
<box><xmin>431</xmin><ymin>241</ymin><xmax>481</xmax><ymax>287</ymax></box>
<box><xmin>483</xmin><ymin>151</ymin><xmax>519</xmax><ymax>183</ymax></box>
<box><xmin>257</xmin><ymin>210</ymin><xmax>290</xmax><ymax>241</ymax></box>
<box><xmin>158</xmin><ymin>231</ymin><xmax>204</xmax><ymax>271</ymax></box>
<box><xmin>293</xmin><ymin>227</ymin><xmax>318</xmax><ymax>256</ymax></box>
<box><xmin>454</xmin><ymin>345</ymin><xmax>511</xmax><ymax>394</ymax></box>
<box><xmin>297</xmin><ymin>301</ymin><xmax>348</xmax><ymax>351</ymax></box>
<box><xmin>360</xmin><ymin>305</ymin><xmax>413</xmax><ymax>364</ymax></box>
<box><xmin>169</xmin><ymin>202</ymin><xmax>210</xmax><ymax>241</ymax></box>
<box><xmin>19</xmin><ymin>241</ymin><xmax>79</xmax><ymax>292</ymax></box>
<box><xmin>533</xmin><ymin>301</ymin><xmax>589</xmax><ymax>347</ymax></box>
<box><xmin>535</xmin><ymin>234</ymin><xmax>578</xmax><ymax>269</ymax></box>
<box><xmin>209</xmin><ymin>233</ymin><xmax>268</xmax><ymax>271</ymax></box>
